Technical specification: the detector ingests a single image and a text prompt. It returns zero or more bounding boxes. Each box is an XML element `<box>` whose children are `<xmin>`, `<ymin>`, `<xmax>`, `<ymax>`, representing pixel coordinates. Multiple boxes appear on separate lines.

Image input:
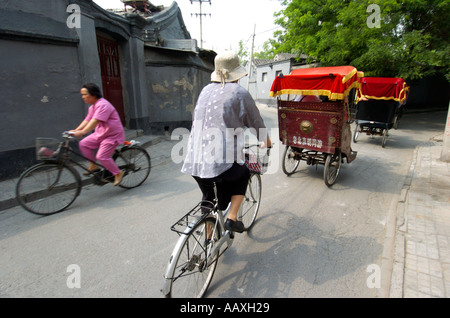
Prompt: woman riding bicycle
<box><xmin>70</xmin><ymin>83</ymin><xmax>125</xmax><ymax>186</ymax></box>
<box><xmin>181</xmin><ymin>52</ymin><xmax>272</xmax><ymax>233</ymax></box>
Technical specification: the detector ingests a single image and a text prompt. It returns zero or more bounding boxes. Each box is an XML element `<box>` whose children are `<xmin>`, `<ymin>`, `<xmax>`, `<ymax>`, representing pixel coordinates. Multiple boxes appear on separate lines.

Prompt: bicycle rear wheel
<box><xmin>282</xmin><ymin>146</ymin><xmax>300</xmax><ymax>176</ymax></box>
<box><xmin>114</xmin><ymin>146</ymin><xmax>151</xmax><ymax>189</ymax></box>
<box><xmin>164</xmin><ymin>217</ymin><xmax>220</xmax><ymax>298</ymax></box>
<box><xmin>239</xmin><ymin>172</ymin><xmax>262</xmax><ymax>231</ymax></box>
<box><xmin>16</xmin><ymin>162</ymin><xmax>81</xmax><ymax>215</ymax></box>
<box><xmin>323</xmin><ymin>151</ymin><xmax>341</xmax><ymax>187</ymax></box>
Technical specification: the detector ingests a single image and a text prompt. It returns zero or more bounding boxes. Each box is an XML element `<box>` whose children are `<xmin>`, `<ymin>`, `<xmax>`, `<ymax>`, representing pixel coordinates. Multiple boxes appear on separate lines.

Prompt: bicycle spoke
<box><xmin>16</xmin><ymin>163</ymin><xmax>81</xmax><ymax>215</ymax></box>
<box><xmin>239</xmin><ymin>173</ymin><xmax>261</xmax><ymax>230</ymax></box>
<box><xmin>166</xmin><ymin>218</ymin><xmax>219</xmax><ymax>298</ymax></box>
<box><xmin>115</xmin><ymin>146</ymin><xmax>151</xmax><ymax>189</ymax></box>
<box><xmin>164</xmin><ymin>144</ymin><xmax>270</xmax><ymax>298</ymax></box>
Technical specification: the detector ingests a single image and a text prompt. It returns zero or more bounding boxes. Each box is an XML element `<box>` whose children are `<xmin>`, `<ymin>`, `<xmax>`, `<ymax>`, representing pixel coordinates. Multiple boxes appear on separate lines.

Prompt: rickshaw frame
<box><xmin>270</xmin><ymin>66</ymin><xmax>363</xmax><ymax>186</ymax></box>
<box><xmin>353</xmin><ymin>77</ymin><xmax>410</xmax><ymax>148</ymax></box>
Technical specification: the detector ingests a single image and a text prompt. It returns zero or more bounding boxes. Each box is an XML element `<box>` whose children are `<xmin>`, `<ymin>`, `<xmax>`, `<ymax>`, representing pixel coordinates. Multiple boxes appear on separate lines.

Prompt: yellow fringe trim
<box><xmin>269</xmin><ymin>80</ymin><xmax>361</xmax><ymax>100</ymax></box>
<box><xmin>358</xmin><ymin>83</ymin><xmax>409</xmax><ymax>102</ymax></box>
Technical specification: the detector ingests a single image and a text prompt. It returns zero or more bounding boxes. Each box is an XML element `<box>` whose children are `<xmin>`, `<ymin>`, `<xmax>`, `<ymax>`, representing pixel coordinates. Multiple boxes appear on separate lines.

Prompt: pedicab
<box><xmin>353</xmin><ymin>77</ymin><xmax>409</xmax><ymax>147</ymax></box>
<box><xmin>270</xmin><ymin>66</ymin><xmax>363</xmax><ymax>186</ymax></box>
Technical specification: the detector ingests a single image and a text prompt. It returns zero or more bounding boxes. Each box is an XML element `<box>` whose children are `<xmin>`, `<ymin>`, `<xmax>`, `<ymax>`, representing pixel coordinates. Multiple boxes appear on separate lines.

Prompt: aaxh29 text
<box><xmin>180</xmin><ymin>302</ymin><xmax>270</xmax><ymax>315</ymax></box>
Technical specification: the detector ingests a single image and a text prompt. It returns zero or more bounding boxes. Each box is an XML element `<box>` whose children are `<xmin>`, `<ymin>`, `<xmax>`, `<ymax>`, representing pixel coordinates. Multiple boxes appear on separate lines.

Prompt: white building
<box><xmin>240</xmin><ymin>53</ymin><xmax>316</xmax><ymax>106</ymax></box>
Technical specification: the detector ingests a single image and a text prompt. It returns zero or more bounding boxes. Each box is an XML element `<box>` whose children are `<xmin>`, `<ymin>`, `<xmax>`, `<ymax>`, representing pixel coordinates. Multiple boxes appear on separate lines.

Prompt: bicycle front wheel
<box><xmin>114</xmin><ymin>146</ymin><xmax>151</xmax><ymax>189</ymax></box>
<box><xmin>239</xmin><ymin>172</ymin><xmax>262</xmax><ymax>231</ymax></box>
<box><xmin>164</xmin><ymin>217</ymin><xmax>220</xmax><ymax>298</ymax></box>
<box><xmin>16</xmin><ymin>162</ymin><xmax>81</xmax><ymax>215</ymax></box>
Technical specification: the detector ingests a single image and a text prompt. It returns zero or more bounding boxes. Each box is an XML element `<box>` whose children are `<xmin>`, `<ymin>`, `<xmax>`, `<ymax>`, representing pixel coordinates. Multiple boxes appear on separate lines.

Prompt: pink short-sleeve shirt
<box><xmin>84</xmin><ymin>98</ymin><xmax>125</xmax><ymax>144</ymax></box>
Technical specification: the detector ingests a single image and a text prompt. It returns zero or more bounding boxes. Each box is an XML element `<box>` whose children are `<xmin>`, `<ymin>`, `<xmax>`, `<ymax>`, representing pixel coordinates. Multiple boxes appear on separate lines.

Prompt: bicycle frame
<box><xmin>175</xmin><ymin>199</ymin><xmax>235</xmax><ymax>252</ymax></box>
<box><xmin>17</xmin><ymin>133</ymin><xmax>151</xmax><ymax>215</ymax></box>
<box><xmin>161</xmin><ymin>199</ymin><xmax>234</xmax><ymax>296</ymax></box>
<box><xmin>162</xmin><ymin>144</ymin><xmax>268</xmax><ymax>297</ymax></box>
<box><xmin>207</xmin><ymin>206</ymin><xmax>235</xmax><ymax>262</ymax></box>
<box><xmin>54</xmin><ymin>135</ymin><xmax>136</xmax><ymax>183</ymax></box>
<box><xmin>55</xmin><ymin>137</ymin><xmax>107</xmax><ymax>174</ymax></box>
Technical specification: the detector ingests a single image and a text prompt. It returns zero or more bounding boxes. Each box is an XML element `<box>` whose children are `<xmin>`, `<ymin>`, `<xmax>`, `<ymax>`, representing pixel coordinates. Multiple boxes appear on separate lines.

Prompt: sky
<box><xmin>93</xmin><ymin>0</ymin><xmax>284</xmax><ymax>54</ymax></box>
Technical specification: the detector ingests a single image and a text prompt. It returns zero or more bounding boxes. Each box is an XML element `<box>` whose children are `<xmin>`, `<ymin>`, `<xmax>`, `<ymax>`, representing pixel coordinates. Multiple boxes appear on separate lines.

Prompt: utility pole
<box><xmin>190</xmin><ymin>0</ymin><xmax>211</xmax><ymax>49</ymax></box>
<box><xmin>247</xmin><ymin>24</ymin><xmax>256</xmax><ymax>91</ymax></box>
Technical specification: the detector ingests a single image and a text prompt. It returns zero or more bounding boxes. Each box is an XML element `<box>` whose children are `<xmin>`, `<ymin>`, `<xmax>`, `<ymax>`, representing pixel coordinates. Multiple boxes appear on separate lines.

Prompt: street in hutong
<box><xmin>0</xmin><ymin>0</ymin><xmax>449</xmax><ymax>300</ymax></box>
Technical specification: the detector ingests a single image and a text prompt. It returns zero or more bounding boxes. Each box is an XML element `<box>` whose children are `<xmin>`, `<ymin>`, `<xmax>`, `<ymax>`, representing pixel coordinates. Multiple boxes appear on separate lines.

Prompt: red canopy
<box><xmin>359</xmin><ymin>77</ymin><xmax>409</xmax><ymax>102</ymax></box>
<box><xmin>269</xmin><ymin>66</ymin><xmax>364</xmax><ymax>100</ymax></box>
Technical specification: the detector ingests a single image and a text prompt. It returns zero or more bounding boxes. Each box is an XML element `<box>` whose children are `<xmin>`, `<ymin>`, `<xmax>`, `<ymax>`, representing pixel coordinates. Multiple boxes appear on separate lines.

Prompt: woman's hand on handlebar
<box><xmin>67</xmin><ymin>130</ymin><xmax>83</xmax><ymax>138</ymax></box>
<box><xmin>260</xmin><ymin>136</ymin><xmax>272</xmax><ymax>149</ymax></box>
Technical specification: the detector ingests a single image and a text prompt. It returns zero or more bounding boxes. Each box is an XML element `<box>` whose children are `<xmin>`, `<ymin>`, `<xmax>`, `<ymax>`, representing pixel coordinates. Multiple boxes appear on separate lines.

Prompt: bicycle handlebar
<box><xmin>244</xmin><ymin>143</ymin><xmax>273</xmax><ymax>158</ymax></box>
<box><xmin>244</xmin><ymin>143</ymin><xmax>273</xmax><ymax>161</ymax></box>
<box><xmin>62</xmin><ymin>131</ymin><xmax>76</xmax><ymax>139</ymax></box>
<box><xmin>244</xmin><ymin>143</ymin><xmax>273</xmax><ymax>150</ymax></box>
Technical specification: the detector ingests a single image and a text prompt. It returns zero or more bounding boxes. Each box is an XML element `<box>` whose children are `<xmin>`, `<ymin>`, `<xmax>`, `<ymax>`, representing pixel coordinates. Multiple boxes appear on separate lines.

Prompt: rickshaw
<box><xmin>270</xmin><ymin>66</ymin><xmax>363</xmax><ymax>186</ymax></box>
<box><xmin>353</xmin><ymin>77</ymin><xmax>409</xmax><ymax>147</ymax></box>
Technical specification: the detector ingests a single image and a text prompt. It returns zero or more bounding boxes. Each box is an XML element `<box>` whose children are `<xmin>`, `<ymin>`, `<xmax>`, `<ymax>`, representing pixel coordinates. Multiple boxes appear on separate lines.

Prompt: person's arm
<box><xmin>261</xmin><ymin>135</ymin><xmax>272</xmax><ymax>149</ymax></box>
<box><xmin>71</xmin><ymin>119</ymin><xmax>99</xmax><ymax>138</ymax></box>
<box><xmin>73</xmin><ymin>120</ymin><xmax>88</xmax><ymax>131</ymax></box>
<box><xmin>70</xmin><ymin>105</ymin><xmax>94</xmax><ymax>136</ymax></box>
<box><xmin>239</xmin><ymin>91</ymin><xmax>272</xmax><ymax>148</ymax></box>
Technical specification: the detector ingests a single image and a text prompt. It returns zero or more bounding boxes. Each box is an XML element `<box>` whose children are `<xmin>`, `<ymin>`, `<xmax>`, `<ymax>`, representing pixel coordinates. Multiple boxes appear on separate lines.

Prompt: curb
<box><xmin>0</xmin><ymin>196</ymin><xmax>17</xmax><ymax>213</ymax></box>
<box><xmin>379</xmin><ymin>145</ymin><xmax>418</xmax><ymax>297</ymax></box>
<box><xmin>387</xmin><ymin>146</ymin><xmax>418</xmax><ymax>297</ymax></box>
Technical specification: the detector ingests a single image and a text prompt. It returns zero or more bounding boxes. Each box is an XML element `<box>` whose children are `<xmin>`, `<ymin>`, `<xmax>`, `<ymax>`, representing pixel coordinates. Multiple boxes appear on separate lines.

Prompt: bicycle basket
<box><xmin>36</xmin><ymin>138</ymin><xmax>61</xmax><ymax>161</ymax></box>
<box><xmin>244</xmin><ymin>147</ymin><xmax>270</xmax><ymax>174</ymax></box>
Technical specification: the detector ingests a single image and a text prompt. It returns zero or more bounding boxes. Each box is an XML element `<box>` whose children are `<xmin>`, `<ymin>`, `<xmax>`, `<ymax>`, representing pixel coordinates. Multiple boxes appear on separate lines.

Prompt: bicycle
<box><xmin>161</xmin><ymin>144</ymin><xmax>270</xmax><ymax>298</ymax></box>
<box><xmin>16</xmin><ymin>131</ymin><xmax>151</xmax><ymax>216</ymax></box>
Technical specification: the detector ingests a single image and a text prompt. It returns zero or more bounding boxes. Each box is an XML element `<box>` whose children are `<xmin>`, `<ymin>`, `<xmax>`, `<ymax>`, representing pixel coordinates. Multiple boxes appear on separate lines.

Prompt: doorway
<box><xmin>96</xmin><ymin>35</ymin><xmax>126</xmax><ymax>125</ymax></box>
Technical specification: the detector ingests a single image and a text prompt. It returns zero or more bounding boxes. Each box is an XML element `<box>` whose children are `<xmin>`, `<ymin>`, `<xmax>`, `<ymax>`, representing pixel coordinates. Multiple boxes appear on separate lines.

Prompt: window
<box><xmin>262</xmin><ymin>72</ymin><xmax>268</xmax><ymax>82</ymax></box>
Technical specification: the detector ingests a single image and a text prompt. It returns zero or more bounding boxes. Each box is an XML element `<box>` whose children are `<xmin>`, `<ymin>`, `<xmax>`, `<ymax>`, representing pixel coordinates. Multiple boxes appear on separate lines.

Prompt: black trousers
<box><xmin>193</xmin><ymin>163</ymin><xmax>250</xmax><ymax>212</ymax></box>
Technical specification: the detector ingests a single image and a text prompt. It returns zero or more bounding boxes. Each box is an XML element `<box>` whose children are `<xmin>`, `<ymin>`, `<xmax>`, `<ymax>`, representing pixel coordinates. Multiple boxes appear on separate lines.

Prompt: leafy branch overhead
<box><xmin>258</xmin><ymin>0</ymin><xmax>449</xmax><ymax>80</ymax></box>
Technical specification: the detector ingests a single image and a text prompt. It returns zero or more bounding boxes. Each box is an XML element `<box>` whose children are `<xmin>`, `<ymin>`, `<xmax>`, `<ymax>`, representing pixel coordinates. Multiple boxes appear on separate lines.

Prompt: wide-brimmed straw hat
<box><xmin>211</xmin><ymin>52</ymin><xmax>248</xmax><ymax>85</ymax></box>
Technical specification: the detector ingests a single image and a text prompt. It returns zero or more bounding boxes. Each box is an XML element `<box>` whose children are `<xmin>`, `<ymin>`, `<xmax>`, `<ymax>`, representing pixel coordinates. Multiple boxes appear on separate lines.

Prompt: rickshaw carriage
<box><xmin>270</xmin><ymin>66</ymin><xmax>363</xmax><ymax>186</ymax></box>
<box><xmin>354</xmin><ymin>77</ymin><xmax>409</xmax><ymax>147</ymax></box>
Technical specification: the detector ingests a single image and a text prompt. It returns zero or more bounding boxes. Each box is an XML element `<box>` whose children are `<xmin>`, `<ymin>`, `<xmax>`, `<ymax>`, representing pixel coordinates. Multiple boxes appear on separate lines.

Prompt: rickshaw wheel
<box><xmin>381</xmin><ymin>129</ymin><xmax>388</xmax><ymax>148</ymax></box>
<box><xmin>353</xmin><ymin>124</ymin><xmax>360</xmax><ymax>143</ymax></box>
<box><xmin>393</xmin><ymin>115</ymin><xmax>399</xmax><ymax>130</ymax></box>
<box><xmin>282</xmin><ymin>146</ymin><xmax>300</xmax><ymax>176</ymax></box>
<box><xmin>324</xmin><ymin>151</ymin><xmax>341</xmax><ymax>187</ymax></box>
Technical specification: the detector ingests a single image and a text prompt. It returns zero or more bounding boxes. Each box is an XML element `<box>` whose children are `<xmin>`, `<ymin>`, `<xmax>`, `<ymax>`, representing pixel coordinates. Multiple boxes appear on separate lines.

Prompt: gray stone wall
<box><xmin>0</xmin><ymin>0</ymin><xmax>215</xmax><ymax>180</ymax></box>
<box><xmin>144</xmin><ymin>47</ymin><xmax>214</xmax><ymax>133</ymax></box>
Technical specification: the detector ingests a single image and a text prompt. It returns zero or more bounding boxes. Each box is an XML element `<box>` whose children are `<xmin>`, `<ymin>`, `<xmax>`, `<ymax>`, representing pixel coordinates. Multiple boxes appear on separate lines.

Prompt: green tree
<box><xmin>273</xmin><ymin>0</ymin><xmax>449</xmax><ymax>80</ymax></box>
<box><xmin>254</xmin><ymin>40</ymin><xmax>277</xmax><ymax>60</ymax></box>
<box><xmin>237</xmin><ymin>40</ymin><xmax>249</xmax><ymax>64</ymax></box>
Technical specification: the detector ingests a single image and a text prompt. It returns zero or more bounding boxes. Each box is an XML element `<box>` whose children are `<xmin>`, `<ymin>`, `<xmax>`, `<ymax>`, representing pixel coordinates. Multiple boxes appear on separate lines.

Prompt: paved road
<box><xmin>0</xmin><ymin>107</ymin><xmax>446</xmax><ymax>297</ymax></box>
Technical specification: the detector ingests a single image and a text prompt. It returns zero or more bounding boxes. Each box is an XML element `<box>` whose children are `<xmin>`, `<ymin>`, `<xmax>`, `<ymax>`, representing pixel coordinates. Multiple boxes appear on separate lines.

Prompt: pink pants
<box><xmin>79</xmin><ymin>135</ymin><xmax>120</xmax><ymax>176</ymax></box>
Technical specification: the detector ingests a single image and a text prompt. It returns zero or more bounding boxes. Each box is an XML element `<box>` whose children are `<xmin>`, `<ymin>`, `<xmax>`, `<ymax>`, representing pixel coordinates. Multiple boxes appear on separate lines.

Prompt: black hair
<box><xmin>82</xmin><ymin>83</ymin><xmax>103</xmax><ymax>98</ymax></box>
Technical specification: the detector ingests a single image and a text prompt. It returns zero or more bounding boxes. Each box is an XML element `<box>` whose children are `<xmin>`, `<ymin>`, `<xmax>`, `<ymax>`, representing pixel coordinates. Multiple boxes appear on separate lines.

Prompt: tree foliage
<box><xmin>271</xmin><ymin>0</ymin><xmax>449</xmax><ymax>80</ymax></box>
<box><xmin>237</xmin><ymin>40</ymin><xmax>249</xmax><ymax>63</ymax></box>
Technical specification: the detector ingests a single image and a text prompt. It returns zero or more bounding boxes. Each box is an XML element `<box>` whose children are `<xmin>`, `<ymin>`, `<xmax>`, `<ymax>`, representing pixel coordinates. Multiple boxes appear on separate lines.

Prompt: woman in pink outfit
<box><xmin>70</xmin><ymin>83</ymin><xmax>125</xmax><ymax>186</ymax></box>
